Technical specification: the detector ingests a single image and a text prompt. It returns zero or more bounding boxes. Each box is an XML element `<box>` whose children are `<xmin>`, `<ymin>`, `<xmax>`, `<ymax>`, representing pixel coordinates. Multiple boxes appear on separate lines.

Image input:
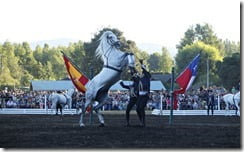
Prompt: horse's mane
<box><xmin>95</xmin><ymin>31</ymin><xmax>115</xmax><ymax>60</ymax></box>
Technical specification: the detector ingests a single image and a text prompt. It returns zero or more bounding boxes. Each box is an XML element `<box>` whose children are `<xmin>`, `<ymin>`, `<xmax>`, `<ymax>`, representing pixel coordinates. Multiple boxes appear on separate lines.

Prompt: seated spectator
<box><xmin>192</xmin><ymin>101</ymin><xmax>198</xmax><ymax>110</ymax></box>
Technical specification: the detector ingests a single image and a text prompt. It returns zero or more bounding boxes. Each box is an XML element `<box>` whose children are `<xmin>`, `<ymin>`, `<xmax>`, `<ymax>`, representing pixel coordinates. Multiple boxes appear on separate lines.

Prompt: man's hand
<box><xmin>139</xmin><ymin>59</ymin><xmax>143</xmax><ymax>64</ymax></box>
<box><xmin>119</xmin><ymin>80</ymin><xmax>124</xmax><ymax>86</ymax></box>
<box><xmin>141</xmin><ymin>64</ymin><xmax>146</xmax><ymax>70</ymax></box>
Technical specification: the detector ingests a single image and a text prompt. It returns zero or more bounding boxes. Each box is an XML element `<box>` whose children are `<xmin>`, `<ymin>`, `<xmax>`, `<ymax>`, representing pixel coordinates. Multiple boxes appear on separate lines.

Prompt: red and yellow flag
<box><xmin>62</xmin><ymin>52</ymin><xmax>89</xmax><ymax>93</ymax></box>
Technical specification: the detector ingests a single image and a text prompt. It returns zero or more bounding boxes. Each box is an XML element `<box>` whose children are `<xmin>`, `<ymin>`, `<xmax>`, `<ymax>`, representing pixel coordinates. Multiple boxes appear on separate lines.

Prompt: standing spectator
<box><xmin>166</xmin><ymin>95</ymin><xmax>171</xmax><ymax>110</ymax></box>
<box><xmin>236</xmin><ymin>82</ymin><xmax>240</xmax><ymax>91</ymax></box>
<box><xmin>231</xmin><ymin>86</ymin><xmax>236</xmax><ymax>94</ymax></box>
<box><xmin>199</xmin><ymin>86</ymin><xmax>208</xmax><ymax>109</ymax></box>
<box><xmin>207</xmin><ymin>89</ymin><xmax>214</xmax><ymax>116</ymax></box>
<box><xmin>192</xmin><ymin>101</ymin><xmax>198</xmax><ymax>110</ymax></box>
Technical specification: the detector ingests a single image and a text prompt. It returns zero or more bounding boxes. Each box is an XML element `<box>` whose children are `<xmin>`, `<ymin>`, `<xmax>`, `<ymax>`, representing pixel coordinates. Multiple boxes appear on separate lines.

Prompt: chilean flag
<box><xmin>172</xmin><ymin>54</ymin><xmax>200</xmax><ymax>110</ymax></box>
<box><xmin>175</xmin><ymin>54</ymin><xmax>200</xmax><ymax>94</ymax></box>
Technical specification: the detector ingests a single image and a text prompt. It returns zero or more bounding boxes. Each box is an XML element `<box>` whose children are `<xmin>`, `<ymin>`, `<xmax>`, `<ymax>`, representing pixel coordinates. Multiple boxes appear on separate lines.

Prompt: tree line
<box><xmin>0</xmin><ymin>24</ymin><xmax>240</xmax><ymax>91</ymax></box>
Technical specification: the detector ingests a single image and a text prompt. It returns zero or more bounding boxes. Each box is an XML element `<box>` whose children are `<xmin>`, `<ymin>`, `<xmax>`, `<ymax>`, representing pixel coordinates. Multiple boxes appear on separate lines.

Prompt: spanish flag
<box><xmin>62</xmin><ymin>52</ymin><xmax>89</xmax><ymax>93</ymax></box>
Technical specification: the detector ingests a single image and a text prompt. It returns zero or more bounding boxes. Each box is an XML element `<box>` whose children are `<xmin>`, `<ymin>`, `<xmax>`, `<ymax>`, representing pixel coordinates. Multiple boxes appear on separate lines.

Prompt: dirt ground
<box><xmin>0</xmin><ymin>112</ymin><xmax>241</xmax><ymax>149</ymax></box>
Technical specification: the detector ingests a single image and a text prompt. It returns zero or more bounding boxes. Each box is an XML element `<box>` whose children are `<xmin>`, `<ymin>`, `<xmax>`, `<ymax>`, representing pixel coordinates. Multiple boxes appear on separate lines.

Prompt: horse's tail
<box><xmin>67</xmin><ymin>98</ymin><xmax>72</xmax><ymax>109</ymax></box>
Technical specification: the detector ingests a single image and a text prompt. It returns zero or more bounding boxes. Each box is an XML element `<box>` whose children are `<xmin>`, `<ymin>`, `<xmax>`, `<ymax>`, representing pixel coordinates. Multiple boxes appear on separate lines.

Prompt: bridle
<box><xmin>103</xmin><ymin>34</ymin><xmax>126</xmax><ymax>73</ymax></box>
<box><xmin>106</xmin><ymin>35</ymin><xmax>121</xmax><ymax>48</ymax></box>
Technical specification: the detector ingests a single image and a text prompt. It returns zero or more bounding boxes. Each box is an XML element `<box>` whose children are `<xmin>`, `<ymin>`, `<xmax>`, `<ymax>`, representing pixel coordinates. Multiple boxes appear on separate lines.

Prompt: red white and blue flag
<box><xmin>175</xmin><ymin>53</ymin><xmax>200</xmax><ymax>94</ymax></box>
<box><xmin>173</xmin><ymin>54</ymin><xmax>200</xmax><ymax>110</ymax></box>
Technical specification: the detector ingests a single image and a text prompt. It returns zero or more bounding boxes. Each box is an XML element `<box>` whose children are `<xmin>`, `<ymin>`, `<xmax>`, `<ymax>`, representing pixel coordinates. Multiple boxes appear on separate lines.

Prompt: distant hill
<box><xmin>30</xmin><ymin>39</ymin><xmax>177</xmax><ymax>57</ymax></box>
<box><xmin>30</xmin><ymin>38</ymin><xmax>78</xmax><ymax>50</ymax></box>
<box><xmin>137</xmin><ymin>43</ymin><xmax>177</xmax><ymax>57</ymax></box>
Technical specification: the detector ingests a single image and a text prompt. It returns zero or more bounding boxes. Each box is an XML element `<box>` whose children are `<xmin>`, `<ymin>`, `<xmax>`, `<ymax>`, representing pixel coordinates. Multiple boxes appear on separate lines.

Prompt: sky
<box><xmin>0</xmin><ymin>0</ymin><xmax>240</xmax><ymax>53</ymax></box>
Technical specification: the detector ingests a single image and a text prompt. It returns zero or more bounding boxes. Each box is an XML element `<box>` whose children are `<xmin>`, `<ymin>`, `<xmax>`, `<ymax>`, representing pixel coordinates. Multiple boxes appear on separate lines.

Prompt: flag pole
<box><xmin>169</xmin><ymin>67</ymin><xmax>175</xmax><ymax>125</ymax></box>
<box><xmin>207</xmin><ymin>56</ymin><xmax>209</xmax><ymax>88</ymax></box>
<box><xmin>61</xmin><ymin>51</ymin><xmax>89</xmax><ymax>79</ymax></box>
<box><xmin>89</xmin><ymin>66</ymin><xmax>94</xmax><ymax>125</ymax></box>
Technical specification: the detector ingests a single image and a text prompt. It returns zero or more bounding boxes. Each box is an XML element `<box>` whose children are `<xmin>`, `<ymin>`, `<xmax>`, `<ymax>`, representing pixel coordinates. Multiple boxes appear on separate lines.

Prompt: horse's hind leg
<box><xmin>236</xmin><ymin>105</ymin><xmax>240</xmax><ymax>116</ymax></box>
<box><xmin>79</xmin><ymin>105</ymin><xmax>87</xmax><ymax>127</ymax></box>
<box><xmin>59</xmin><ymin>105</ymin><xmax>63</xmax><ymax>116</ymax></box>
<box><xmin>94</xmin><ymin>109</ymin><xmax>105</xmax><ymax>127</ymax></box>
<box><xmin>225</xmin><ymin>103</ymin><xmax>229</xmax><ymax>116</ymax></box>
<box><xmin>79</xmin><ymin>97</ymin><xmax>92</xmax><ymax>127</ymax></box>
<box><xmin>93</xmin><ymin>95</ymin><xmax>108</xmax><ymax>127</ymax></box>
<box><xmin>56</xmin><ymin>105</ymin><xmax>59</xmax><ymax>115</ymax></box>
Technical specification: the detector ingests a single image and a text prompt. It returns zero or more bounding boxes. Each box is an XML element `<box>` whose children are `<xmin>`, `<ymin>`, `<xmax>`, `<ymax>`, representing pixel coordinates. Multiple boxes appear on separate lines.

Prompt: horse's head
<box><xmin>48</xmin><ymin>92</ymin><xmax>54</xmax><ymax>102</ymax></box>
<box><xmin>67</xmin><ymin>88</ymin><xmax>75</xmax><ymax>97</ymax></box>
<box><xmin>105</xmin><ymin>31</ymin><xmax>121</xmax><ymax>48</ymax></box>
<box><xmin>65</xmin><ymin>88</ymin><xmax>75</xmax><ymax>108</ymax></box>
<box><xmin>234</xmin><ymin>91</ymin><xmax>240</xmax><ymax>101</ymax></box>
<box><xmin>96</xmin><ymin>31</ymin><xmax>121</xmax><ymax>59</ymax></box>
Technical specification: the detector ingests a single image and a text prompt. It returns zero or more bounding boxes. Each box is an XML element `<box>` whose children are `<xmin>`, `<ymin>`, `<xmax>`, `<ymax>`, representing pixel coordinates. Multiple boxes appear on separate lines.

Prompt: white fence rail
<box><xmin>0</xmin><ymin>108</ymin><xmax>238</xmax><ymax>116</ymax></box>
<box><xmin>151</xmin><ymin>109</ymin><xmax>237</xmax><ymax>116</ymax></box>
<box><xmin>0</xmin><ymin>108</ymin><xmax>76</xmax><ymax>115</ymax></box>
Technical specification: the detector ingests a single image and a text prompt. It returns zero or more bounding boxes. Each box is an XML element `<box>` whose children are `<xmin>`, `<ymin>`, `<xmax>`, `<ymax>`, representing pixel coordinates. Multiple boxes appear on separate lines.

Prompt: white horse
<box><xmin>79</xmin><ymin>31</ymin><xmax>136</xmax><ymax>127</ymax></box>
<box><xmin>49</xmin><ymin>88</ymin><xmax>75</xmax><ymax>115</ymax></box>
<box><xmin>223</xmin><ymin>91</ymin><xmax>240</xmax><ymax>116</ymax></box>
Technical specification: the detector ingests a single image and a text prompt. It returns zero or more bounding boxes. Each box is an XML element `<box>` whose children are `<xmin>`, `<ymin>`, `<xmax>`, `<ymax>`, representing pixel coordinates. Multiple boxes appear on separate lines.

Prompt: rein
<box><xmin>107</xmin><ymin>36</ymin><xmax>116</xmax><ymax>46</ymax></box>
<box><xmin>103</xmin><ymin>65</ymin><xmax>122</xmax><ymax>73</ymax></box>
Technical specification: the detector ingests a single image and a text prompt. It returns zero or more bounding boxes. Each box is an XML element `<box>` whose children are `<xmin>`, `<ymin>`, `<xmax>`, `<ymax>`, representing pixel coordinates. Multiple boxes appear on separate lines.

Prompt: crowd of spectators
<box><xmin>0</xmin><ymin>89</ymin><xmax>47</xmax><ymax>109</ymax></box>
<box><xmin>0</xmin><ymin>85</ymin><xmax>239</xmax><ymax>111</ymax></box>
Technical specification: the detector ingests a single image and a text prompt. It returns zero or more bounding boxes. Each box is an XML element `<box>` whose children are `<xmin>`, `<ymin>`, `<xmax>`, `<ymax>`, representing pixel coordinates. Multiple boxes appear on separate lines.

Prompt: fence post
<box><xmin>217</xmin><ymin>95</ymin><xmax>220</xmax><ymax>111</ymax></box>
<box><xmin>169</xmin><ymin>67</ymin><xmax>174</xmax><ymax>125</ymax></box>
<box><xmin>44</xmin><ymin>95</ymin><xmax>47</xmax><ymax>114</ymax></box>
<box><xmin>160</xmin><ymin>95</ymin><xmax>163</xmax><ymax>115</ymax></box>
<box><xmin>89</xmin><ymin>66</ymin><xmax>94</xmax><ymax>124</ymax></box>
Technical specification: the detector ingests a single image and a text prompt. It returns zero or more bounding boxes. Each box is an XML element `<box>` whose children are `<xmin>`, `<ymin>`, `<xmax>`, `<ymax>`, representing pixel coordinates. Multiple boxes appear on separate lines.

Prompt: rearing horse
<box><xmin>79</xmin><ymin>31</ymin><xmax>136</xmax><ymax>127</ymax></box>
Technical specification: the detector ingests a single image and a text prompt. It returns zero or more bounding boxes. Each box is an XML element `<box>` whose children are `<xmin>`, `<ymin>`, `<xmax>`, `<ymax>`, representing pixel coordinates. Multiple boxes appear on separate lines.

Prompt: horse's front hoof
<box><xmin>98</xmin><ymin>123</ymin><xmax>105</xmax><ymax>127</ymax></box>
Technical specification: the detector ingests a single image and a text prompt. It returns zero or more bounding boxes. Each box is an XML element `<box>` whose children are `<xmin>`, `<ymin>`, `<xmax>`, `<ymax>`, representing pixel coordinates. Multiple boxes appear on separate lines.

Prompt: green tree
<box><xmin>33</xmin><ymin>45</ymin><xmax>43</xmax><ymax>63</ymax></box>
<box><xmin>160</xmin><ymin>47</ymin><xmax>174</xmax><ymax>73</ymax></box>
<box><xmin>222</xmin><ymin>39</ymin><xmax>240</xmax><ymax>57</ymax></box>
<box><xmin>217</xmin><ymin>53</ymin><xmax>240</xmax><ymax>90</ymax></box>
<box><xmin>43</xmin><ymin>61</ymin><xmax>55</xmax><ymax>80</ymax></box>
<box><xmin>175</xmin><ymin>41</ymin><xmax>223</xmax><ymax>88</ymax></box>
<box><xmin>0</xmin><ymin>41</ymin><xmax>22</xmax><ymax>87</ymax></box>
<box><xmin>148</xmin><ymin>52</ymin><xmax>161</xmax><ymax>72</ymax></box>
<box><xmin>67</xmin><ymin>41</ymin><xmax>88</xmax><ymax>77</ymax></box>
<box><xmin>176</xmin><ymin>23</ymin><xmax>222</xmax><ymax>51</ymax></box>
<box><xmin>20</xmin><ymin>70</ymin><xmax>34</xmax><ymax>87</ymax></box>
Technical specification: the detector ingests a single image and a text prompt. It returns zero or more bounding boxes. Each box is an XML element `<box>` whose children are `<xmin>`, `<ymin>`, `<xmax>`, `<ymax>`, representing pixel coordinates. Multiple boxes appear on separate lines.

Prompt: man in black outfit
<box><xmin>207</xmin><ymin>89</ymin><xmax>214</xmax><ymax>116</ymax></box>
<box><xmin>120</xmin><ymin>73</ymin><xmax>140</xmax><ymax>127</ymax></box>
<box><xmin>136</xmin><ymin>60</ymin><xmax>151</xmax><ymax>127</ymax></box>
<box><xmin>56</xmin><ymin>91</ymin><xmax>63</xmax><ymax>115</ymax></box>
